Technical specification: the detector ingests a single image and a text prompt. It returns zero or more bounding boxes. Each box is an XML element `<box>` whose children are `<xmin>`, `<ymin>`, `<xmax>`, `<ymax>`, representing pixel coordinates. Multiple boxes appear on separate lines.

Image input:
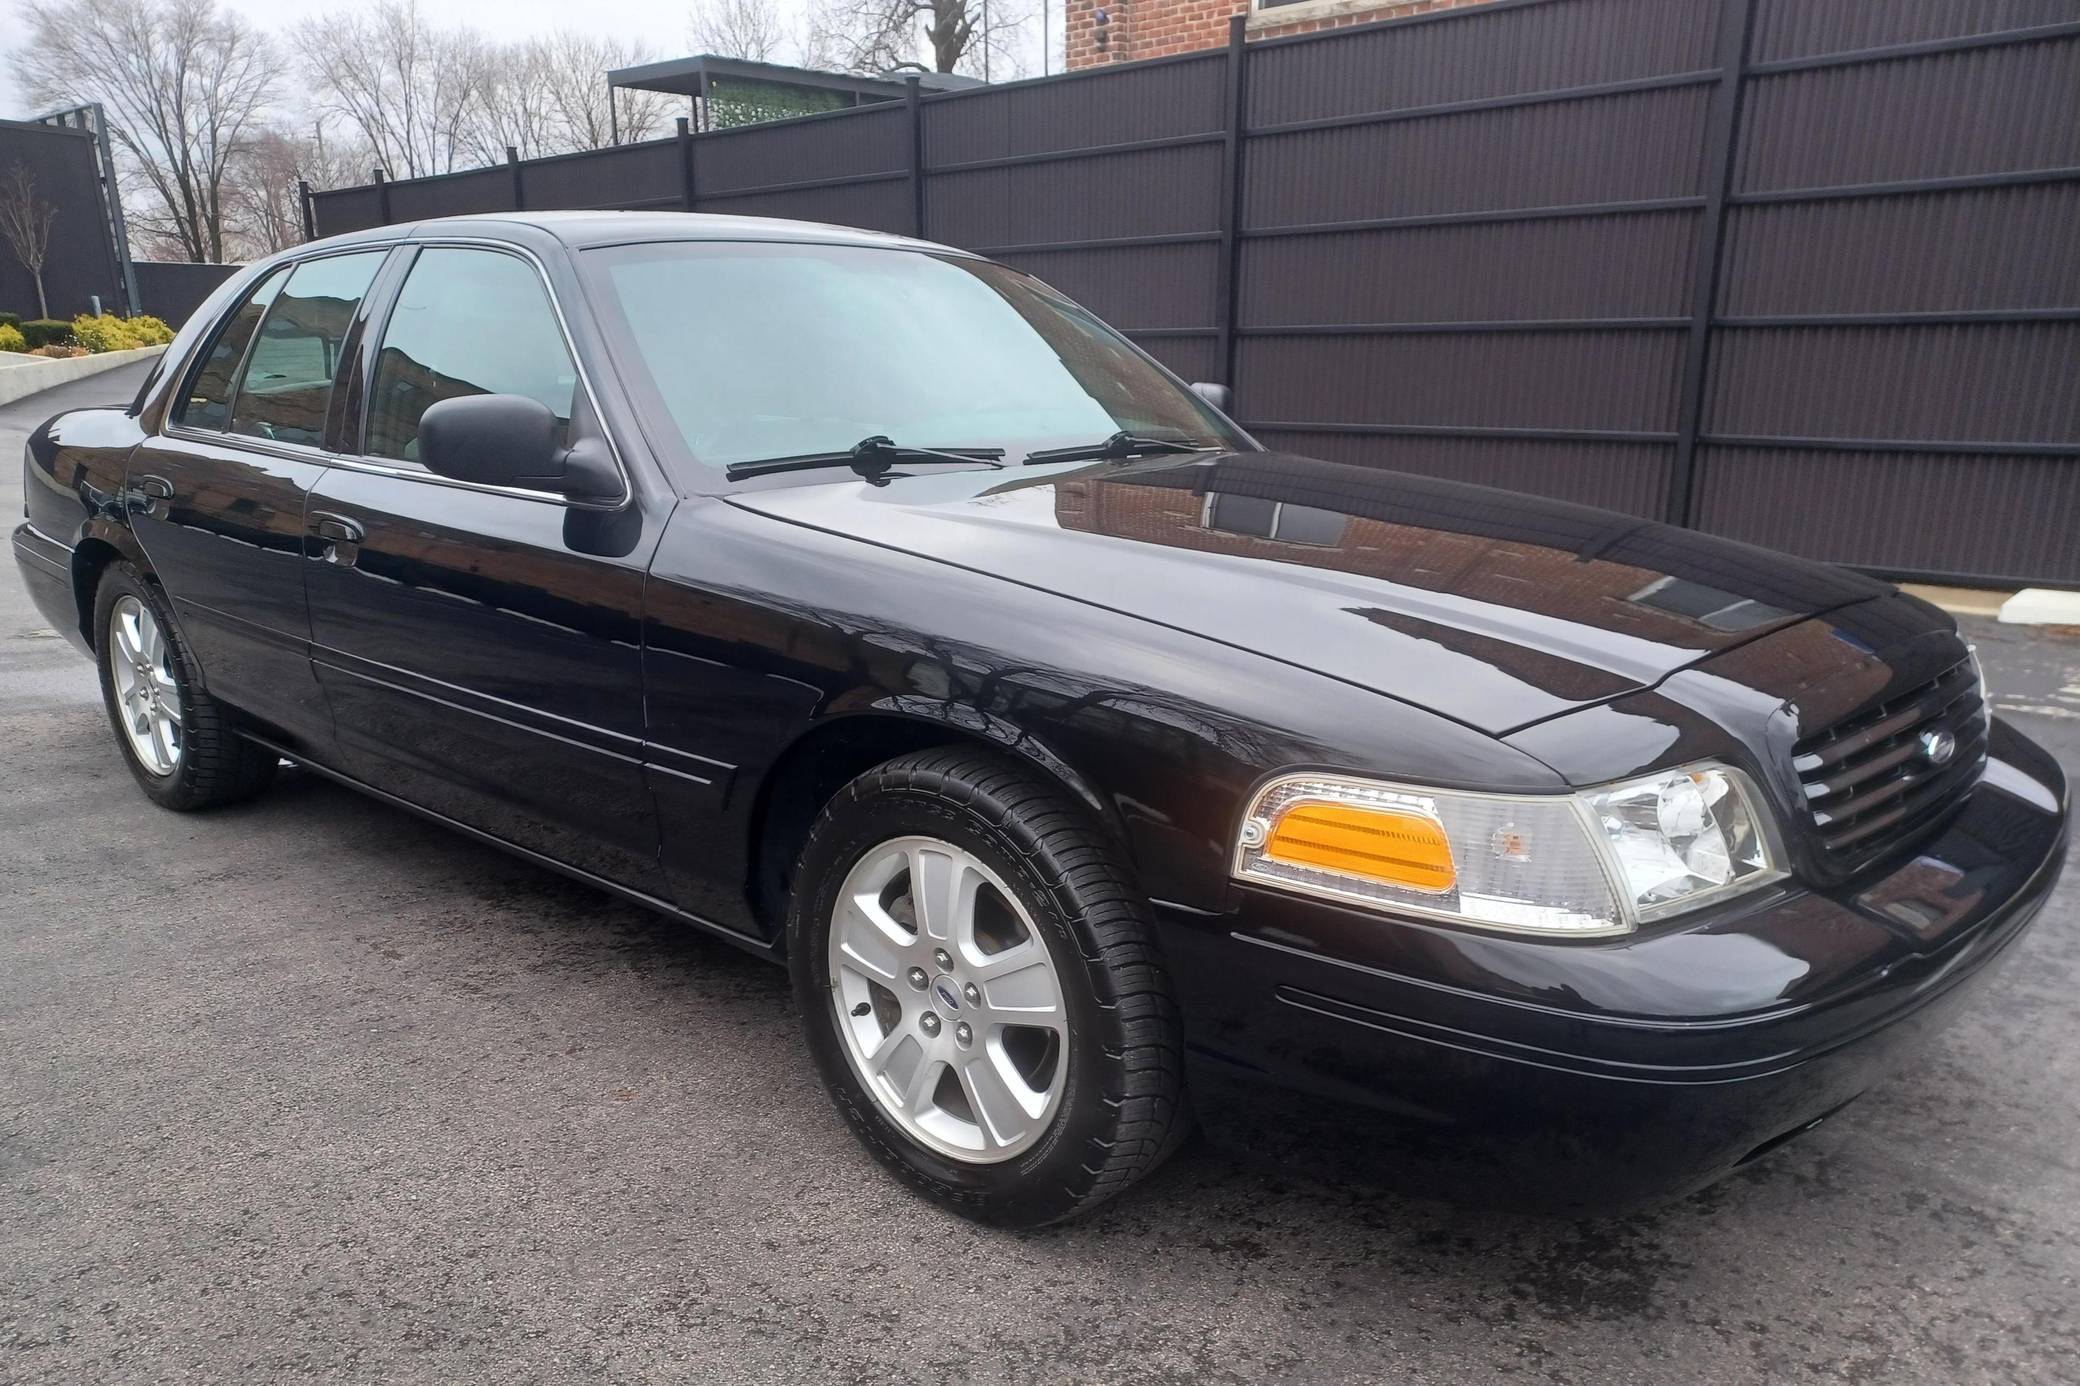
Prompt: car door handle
<box><xmin>312</xmin><ymin>515</ymin><xmax>364</xmax><ymax>545</ymax></box>
<box><xmin>136</xmin><ymin>475</ymin><xmax>174</xmax><ymax>500</ymax></box>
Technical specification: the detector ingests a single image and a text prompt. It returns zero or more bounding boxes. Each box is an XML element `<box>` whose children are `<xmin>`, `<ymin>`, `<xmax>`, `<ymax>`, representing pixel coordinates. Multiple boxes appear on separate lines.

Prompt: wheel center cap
<box><xmin>931</xmin><ymin>976</ymin><xmax>963</xmax><ymax>1013</ymax></box>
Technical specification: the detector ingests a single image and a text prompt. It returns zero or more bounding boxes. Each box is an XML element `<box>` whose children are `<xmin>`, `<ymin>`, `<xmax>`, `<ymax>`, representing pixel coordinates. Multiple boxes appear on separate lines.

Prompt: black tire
<box><xmin>93</xmin><ymin>561</ymin><xmax>276</xmax><ymax>811</ymax></box>
<box><xmin>788</xmin><ymin>747</ymin><xmax>1187</xmax><ymax>1228</ymax></box>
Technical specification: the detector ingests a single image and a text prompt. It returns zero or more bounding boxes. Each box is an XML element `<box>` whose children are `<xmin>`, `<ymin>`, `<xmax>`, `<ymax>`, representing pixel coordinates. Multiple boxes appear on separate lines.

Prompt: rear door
<box><xmin>129</xmin><ymin>248</ymin><xmax>391</xmax><ymax>750</ymax></box>
<box><xmin>302</xmin><ymin>242</ymin><xmax>672</xmax><ymax>894</ymax></box>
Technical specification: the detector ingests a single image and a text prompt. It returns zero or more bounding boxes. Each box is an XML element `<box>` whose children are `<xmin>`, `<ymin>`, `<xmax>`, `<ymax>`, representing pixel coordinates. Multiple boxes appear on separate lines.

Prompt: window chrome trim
<box><xmin>158</xmin><ymin>236</ymin><xmax>634</xmax><ymax>512</ymax></box>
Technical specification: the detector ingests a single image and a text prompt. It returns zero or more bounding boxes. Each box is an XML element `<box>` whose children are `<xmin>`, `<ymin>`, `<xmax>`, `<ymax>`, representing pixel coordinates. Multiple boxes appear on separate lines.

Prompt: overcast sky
<box><xmin>1</xmin><ymin>0</ymin><xmax>1062</xmax><ymax>122</ymax></box>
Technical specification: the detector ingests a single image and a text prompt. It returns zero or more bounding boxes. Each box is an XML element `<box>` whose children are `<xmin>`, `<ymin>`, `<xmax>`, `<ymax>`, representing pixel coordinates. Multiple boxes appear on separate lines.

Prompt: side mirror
<box><xmin>1190</xmin><ymin>381</ymin><xmax>1233</xmax><ymax>414</ymax></box>
<box><xmin>417</xmin><ymin>393</ymin><xmax>621</xmax><ymax>502</ymax></box>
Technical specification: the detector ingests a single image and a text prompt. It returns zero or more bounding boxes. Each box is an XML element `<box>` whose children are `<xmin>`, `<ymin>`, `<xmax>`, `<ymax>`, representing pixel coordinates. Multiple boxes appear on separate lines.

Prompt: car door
<box><xmin>128</xmin><ymin>248</ymin><xmax>392</xmax><ymax>751</ymax></box>
<box><xmin>301</xmin><ymin>242</ymin><xmax>671</xmax><ymax>894</ymax></box>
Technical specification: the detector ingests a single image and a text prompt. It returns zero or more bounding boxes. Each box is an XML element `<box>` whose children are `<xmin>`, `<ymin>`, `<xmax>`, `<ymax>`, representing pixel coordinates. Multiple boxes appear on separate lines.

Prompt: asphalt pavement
<box><xmin>4</xmin><ymin>362</ymin><xmax>2078</xmax><ymax>1384</ymax></box>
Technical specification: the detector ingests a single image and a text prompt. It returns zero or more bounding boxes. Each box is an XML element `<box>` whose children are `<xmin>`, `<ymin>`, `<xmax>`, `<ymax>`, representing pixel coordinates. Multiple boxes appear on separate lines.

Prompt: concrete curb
<box><xmin>1999</xmin><ymin>589</ymin><xmax>2080</xmax><ymax>628</ymax></box>
<box><xmin>0</xmin><ymin>345</ymin><xmax>165</xmax><ymax>409</ymax></box>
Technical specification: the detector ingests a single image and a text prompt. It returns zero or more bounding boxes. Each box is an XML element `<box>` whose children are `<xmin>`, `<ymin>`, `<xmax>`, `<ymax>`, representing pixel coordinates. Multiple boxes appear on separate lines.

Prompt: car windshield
<box><xmin>580</xmin><ymin>240</ymin><xmax>1246</xmax><ymax>479</ymax></box>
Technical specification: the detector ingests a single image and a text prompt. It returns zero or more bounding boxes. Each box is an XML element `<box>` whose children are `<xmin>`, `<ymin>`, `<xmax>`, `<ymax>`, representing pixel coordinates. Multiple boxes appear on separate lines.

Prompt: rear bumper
<box><xmin>1156</xmin><ymin>717</ymin><xmax>2069</xmax><ymax>1214</ymax></box>
<box><xmin>11</xmin><ymin>522</ymin><xmax>91</xmax><ymax>657</ymax></box>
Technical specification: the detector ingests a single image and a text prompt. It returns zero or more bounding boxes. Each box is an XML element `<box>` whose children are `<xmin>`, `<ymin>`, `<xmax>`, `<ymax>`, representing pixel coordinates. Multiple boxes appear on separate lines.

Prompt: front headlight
<box><xmin>1233</xmin><ymin>764</ymin><xmax>1783</xmax><ymax>937</ymax></box>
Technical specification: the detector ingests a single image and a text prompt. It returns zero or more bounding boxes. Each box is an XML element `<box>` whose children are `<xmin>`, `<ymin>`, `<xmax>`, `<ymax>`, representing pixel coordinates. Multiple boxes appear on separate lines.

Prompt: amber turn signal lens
<box><xmin>1263</xmin><ymin>801</ymin><xmax>1457</xmax><ymax>893</ymax></box>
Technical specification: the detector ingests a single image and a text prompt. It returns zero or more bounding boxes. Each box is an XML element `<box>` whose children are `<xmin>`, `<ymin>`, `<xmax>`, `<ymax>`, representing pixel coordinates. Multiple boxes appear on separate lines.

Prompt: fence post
<box><xmin>373</xmin><ymin>167</ymin><xmax>391</xmax><ymax>226</ymax></box>
<box><xmin>906</xmin><ymin>76</ymin><xmax>926</xmax><ymax>238</ymax></box>
<box><xmin>677</xmin><ymin>116</ymin><xmax>697</xmax><ymax>211</ymax></box>
<box><xmin>297</xmin><ymin>179</ymin><xmax>316</xmax><ymax>242</ymax></box>
<box><xmin>1667</xmin><ymin>0</ymin><xmax>1758</xmax><ymax>529</ymax></box>
<box><xmin>1215</xmin><ymin>14</ymin><xmax>1249</xmax><ymax>390</ymax></box>
<box><xmin>506</xmin><ymin>146</ymin><xmax>525</xmax><ymax>211</ymax></box>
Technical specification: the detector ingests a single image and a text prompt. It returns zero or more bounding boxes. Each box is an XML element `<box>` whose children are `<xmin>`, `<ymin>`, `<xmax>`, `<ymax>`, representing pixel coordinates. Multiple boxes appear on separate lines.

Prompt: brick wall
<box><xmin>1065</xmin><ymin>0</ymin><xmax>1500</xmax><ymax>68</ymax></box>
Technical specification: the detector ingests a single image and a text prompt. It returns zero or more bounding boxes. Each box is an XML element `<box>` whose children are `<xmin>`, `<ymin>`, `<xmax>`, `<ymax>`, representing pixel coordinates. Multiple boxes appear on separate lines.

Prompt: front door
<box><xmin>128</xmin><ymin>249</ymin><xmax>390</xmax><ymax>750</ymax></box>
<box><xmin>302</xmin><ymin>244</ymin><xmax>669</xmax><ymax>894</ymax></box>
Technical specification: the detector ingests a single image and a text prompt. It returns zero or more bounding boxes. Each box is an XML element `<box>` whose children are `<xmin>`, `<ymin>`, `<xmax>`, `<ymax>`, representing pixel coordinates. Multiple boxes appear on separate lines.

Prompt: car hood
<box><xmin>723</xmin><ymin>451</ymin><xmax>1896</xmax><ymax>735</ymax></box>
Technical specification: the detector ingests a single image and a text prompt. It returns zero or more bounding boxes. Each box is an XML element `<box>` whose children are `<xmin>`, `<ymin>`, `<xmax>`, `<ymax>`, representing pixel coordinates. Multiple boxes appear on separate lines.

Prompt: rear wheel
<box><xmin>789</xmin><ymin>747</ymin><xmax>1186</xmax><ymax>1227</ymax></box>
<box><xmin>94</xmin><ymin>562</ymin><xmax>276</xmax><ymax>810</ymax></box>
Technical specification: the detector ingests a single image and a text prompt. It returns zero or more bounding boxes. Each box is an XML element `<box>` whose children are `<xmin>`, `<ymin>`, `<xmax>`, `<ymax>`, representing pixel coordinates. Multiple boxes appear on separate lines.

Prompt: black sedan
<box><xmin>13</xmin><ymin>213</ymin><xmax>2068</xmax><ymax>1227</ymax></box>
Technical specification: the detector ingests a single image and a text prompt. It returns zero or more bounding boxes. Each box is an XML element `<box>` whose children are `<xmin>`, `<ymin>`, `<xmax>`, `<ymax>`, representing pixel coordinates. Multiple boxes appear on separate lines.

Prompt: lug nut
<box><xmin>933</xmin><ymin>948</ymin><xmax>953</xmax><ymax>970</ymax></box>
<box><xmin>954</xmin><ymin>1021</ymin><xmax>973</xmax><ymax>1047</ymax></box>
<box><xmin>920</xmin><ymin>1012</ymin><xmax>942</xmax><ymax>1037</ymax></box>
<box><xmin>963</xmin><ymin>982</ymin><xmax>980</xmax><ymax>1006</ymax></box>
<box><xmin>906</xmin><ymin>967</ymin><xmax>929</xmax><ymax>990</ymax></box>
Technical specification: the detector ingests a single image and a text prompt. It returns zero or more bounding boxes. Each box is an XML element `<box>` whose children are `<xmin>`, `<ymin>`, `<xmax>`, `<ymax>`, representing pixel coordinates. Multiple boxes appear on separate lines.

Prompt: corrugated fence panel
<box><xmin>997</xmin><ymin>243</ymin><xmax>1220</xmax><ymax>331</ymax></box>
<box><xmin>1250</xmin><ymin>432</ymin><xmax>1672</xmax><ymax>517</ymax></box>
<box><xmin>924</xmin><ymin>57</ymin><xmax>1224</xmax><ymax>164</ymax></box>
<box><xmin>523</xmin><ymin>140</ymin><xmax>681</xmax><ymax>210</ymax></box>
<box><xmin>1242</xmin><ymin>84</ymin><xmax>1711</xmax><ymax>228</ymax></box>
<box><xmin>930</xmin><ymin>143</ymin><xmax>1224</xmax><ymax>248</ymax></box>
<box><xmin>310</xmin><ymin>185</ymin><xmax>382</xmax><ymax>236</ymax></box>
<box><xmin>1696</xmin><ymin>447</ymin><xmax>2080</xmax><ymax>583</ymax></box>
<box><xmin>1704</xmin><ymin>323</ymin><xmax>2080</xmax><ymax>443</ymax></box>
<box><xmin>698</xmin><ymin>180</ymin><xmax>914</xmax><ymax>235</ymax></box>
<box><xmin>698</xmin><ymin>105</ymin><xmax>907</xmax><ymax>193</ymax></box>
<box><xmin>1751</xmin><ymin>0</ymin><xmax>2080</xmax><ymax>63</ymax></box>
<box><xmin>1247</xmin><ymin>0</ymin><xmax>1719</xmax><ymax>126</ymax></box>
<box><xmin>1240</xmin><ymin>209</ymin><xmax>1697</xmax><ymax>323</ymax></box>
<box><xmin>1136</xmin><ymin>336</ymin><xmax>1220</xmax><ymax>384</ymax></box>
<box><xmin>1720</xmin><ymin>181</ymin><xmax>2080</xmax><ymax>315</ymax></box>
<box><xmin>1240</xmin><ymin>329</ymin><xmax>1683</xmax><ymax>431</ymax></box>
<box><xmin>1736</xmin><ymin>35</ymin><xmax>2080</xmax><ymax>192</ymax></box>
<box><xmin>388</xmin><ymin>167</ymin><xmax>514</xmax><ymax>220</ymax></box>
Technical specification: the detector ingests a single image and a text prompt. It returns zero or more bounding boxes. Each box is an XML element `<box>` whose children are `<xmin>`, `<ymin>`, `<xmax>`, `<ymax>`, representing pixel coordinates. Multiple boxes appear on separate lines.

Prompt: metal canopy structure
<box><xmin>607</xmin><ymin>55</ymin><xmax>982</xmax><ymax>134</ymax></box>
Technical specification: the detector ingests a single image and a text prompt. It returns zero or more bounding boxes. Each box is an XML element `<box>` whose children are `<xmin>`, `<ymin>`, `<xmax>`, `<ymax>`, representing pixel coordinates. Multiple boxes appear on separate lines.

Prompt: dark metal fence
<box><xmin>310</xmin><ymin>0</ymin><xmax>2080</xmax><ymax>587</ymax></box>
<box><xmin>133</xmin><ymin>261</ymin><xmax>238</xmax><ymax>327</ymax></box>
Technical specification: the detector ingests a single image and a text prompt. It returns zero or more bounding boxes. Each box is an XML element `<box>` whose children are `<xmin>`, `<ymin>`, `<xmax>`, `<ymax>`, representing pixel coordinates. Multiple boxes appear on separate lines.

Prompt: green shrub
<box><xmin>0</xmin><ymin>324</ymin><xmax>26</xmax><ymax>353</ymax></box>
<box><xmin>18</xmin><ymin>318</ymin><xmax>72</xmax><ymax>350</ymax></box>
<box><xmin>0</xmin><ymin>311</ymin><xmax>19</xmax><ymax>329</ymax></box>
<box><xmin>69</xmin><ymin>313</ymin><xmax>176</xmax><ymax>353</ymax></box>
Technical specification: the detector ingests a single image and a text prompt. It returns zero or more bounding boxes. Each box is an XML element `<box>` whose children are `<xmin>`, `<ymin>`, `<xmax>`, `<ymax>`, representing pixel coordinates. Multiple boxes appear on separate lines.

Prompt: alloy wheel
<box><xmin>827</xmin><ymin>835</ymin><xmax>1068</xmax><ymax>1163</ymax></box>
<box><xmin>108</xmin><ymin>595</ymin><xmax>182</xmax><ymax>776</ymax></box>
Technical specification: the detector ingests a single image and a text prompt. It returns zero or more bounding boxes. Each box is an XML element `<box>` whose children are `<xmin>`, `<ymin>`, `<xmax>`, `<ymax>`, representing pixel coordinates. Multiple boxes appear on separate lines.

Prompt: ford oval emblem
<box><xmin>1919</xmin><ymin>728</ymin><xmax>1957</xmax><ymax>766</ymax></box>
<box><xmin>933</xmin><ymin>980</ymin><xmax>962</xmax><ymax>1011</ymax></box>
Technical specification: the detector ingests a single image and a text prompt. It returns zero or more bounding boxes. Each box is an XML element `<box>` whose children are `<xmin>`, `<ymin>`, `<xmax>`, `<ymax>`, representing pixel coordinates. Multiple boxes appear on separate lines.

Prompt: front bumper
<box><xmin>1156</xmin><ymin>717</ymin><xmax>2069</xmax><ymax>1215</ymax></box>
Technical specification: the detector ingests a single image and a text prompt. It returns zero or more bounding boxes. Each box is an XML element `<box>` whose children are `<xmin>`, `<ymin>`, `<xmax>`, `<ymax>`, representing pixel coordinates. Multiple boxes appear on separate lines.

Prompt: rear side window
<box><xmin>363</xmin><ymin>248</ymin><xmax>578</xmax><ymax>464</ymax></box>
<box><xmin>177</xmin><ymin>265</ymin><xmax>289</xmax><ymax>431</ymax></box>
<box><xmin>227</xmin><ymin>251</ymin><xmax>386</xmax><ymax>449</ymax></box>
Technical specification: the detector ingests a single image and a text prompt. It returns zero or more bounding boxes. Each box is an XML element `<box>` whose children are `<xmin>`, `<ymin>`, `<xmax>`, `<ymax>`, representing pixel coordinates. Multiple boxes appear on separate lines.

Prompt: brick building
<box><xmin>1065</xmin><ymin>0</ymin><xmax>1497</xmax><ymax>67</ymax></box>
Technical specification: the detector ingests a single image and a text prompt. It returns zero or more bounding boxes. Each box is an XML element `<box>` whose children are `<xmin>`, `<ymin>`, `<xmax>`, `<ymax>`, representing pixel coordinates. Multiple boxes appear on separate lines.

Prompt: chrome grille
<box><xmin>1793</xmin><ymin>658</ymin><xmax>1989</xmax><ymax>866</ymax></box>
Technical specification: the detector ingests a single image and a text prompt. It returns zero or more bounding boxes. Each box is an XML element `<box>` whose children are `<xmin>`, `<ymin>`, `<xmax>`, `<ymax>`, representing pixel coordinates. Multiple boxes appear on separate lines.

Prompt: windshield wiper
<box><xmin>1021</xmin><ymin>431</ymin><xmax>1220</xmax><ymax>466</ymax></box>
<box><xmin>724</xmin><ymin>435</ymin><xmax>1006</xmax><ymax>483</ymax></box>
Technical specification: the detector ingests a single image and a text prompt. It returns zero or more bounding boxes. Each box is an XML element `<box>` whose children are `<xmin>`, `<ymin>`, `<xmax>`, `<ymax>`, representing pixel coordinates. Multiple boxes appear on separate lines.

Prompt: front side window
<box><xmin>228</xmin><ymin>251</ymin><xmax>386</xmax><ymax>448</ymax></box>
<box><xmin>364</xmin><ymin>248</ymin><xmax>579</xmax><ymax>463</ymax></box>
<box><xmin>580</xmin><ymin>241</ymin><xmax>1245</xmax><ymax>480</ymax></box>
<box><xmin>177</xmin><ymin>265</ymin><xmax>289</xmax><ymax>431</ymax></box>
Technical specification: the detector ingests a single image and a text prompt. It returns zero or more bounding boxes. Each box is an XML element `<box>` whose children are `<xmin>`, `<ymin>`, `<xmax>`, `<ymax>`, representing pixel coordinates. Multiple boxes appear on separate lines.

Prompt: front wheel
<box><xmin>789</xmin><ymin>748</ymin><xmax>1186</xmax><ymax>1227</ymax></box>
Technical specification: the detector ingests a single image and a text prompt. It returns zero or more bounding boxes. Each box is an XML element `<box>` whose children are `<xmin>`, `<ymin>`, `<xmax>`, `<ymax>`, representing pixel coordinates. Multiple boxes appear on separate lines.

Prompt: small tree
<box><xmin>0</xmin><ymin>164</ymin><xmax>58</xmax><ymax>319</ymax></box>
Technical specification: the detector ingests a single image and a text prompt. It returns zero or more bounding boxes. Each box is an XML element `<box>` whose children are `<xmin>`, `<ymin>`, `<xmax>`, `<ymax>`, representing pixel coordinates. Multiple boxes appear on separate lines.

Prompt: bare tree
<box><xmin>464</xmin><ymin>40</ymin><xmax>563</xmax><ymax>164</ymax></box>
<box><xmin>0</xmin><ymin>165</ymin><xmax>59</xmax><ymax>318</ymax></box>
<box><xmin>223</xmin><ymin>124</ymin><xmax>370</xmax><ymax>257</ymax></box>
<box><xmin>294</xmin><ymin>0</ymin><xmax>486</xmax><ymax>179</ymax></box>
<box><xmin>690</xmin><ymin>0</ymin><xmax>789</xmax><ymax>60</ymax></box>
<box><xmin>529</xmin><ymin>32</ymin><xmax>676</xmax><ymax>150</ymax></box>
<box><xmin>11</xmin><ymin>0</ymin><xmax>279</xmax><ymax>263</ymax></box>
<box><xmin>809</xmin><ymin>0</ymin><xmax>1030</xmax><ymax>77</ymax></box>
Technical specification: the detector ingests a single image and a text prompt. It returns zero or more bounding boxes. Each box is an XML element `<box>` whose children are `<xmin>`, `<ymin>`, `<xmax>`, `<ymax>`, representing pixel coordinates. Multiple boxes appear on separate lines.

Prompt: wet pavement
<box><xmin>4</xmin><ymin>364</ymin><xmax>2077</xmax><ymax>1384</ymax></box>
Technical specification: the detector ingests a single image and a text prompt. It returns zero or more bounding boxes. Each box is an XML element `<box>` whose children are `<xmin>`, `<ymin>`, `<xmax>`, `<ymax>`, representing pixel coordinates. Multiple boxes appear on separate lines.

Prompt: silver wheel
<box><xmin>827</xmin><ymin>835</ymin><xmax>1068</xmax><ymax>1164</ymax></box>
<box><xmin>107</xmin><ymin>595</ymin><xmax>182</xmax><ymax>777</ymax></box>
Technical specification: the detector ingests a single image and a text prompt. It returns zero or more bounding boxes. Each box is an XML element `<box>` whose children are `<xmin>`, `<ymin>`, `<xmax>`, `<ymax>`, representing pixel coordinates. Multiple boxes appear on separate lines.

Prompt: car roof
<box><xmin>299</xmin><ymin>211</ymin><xmax>968</xmax><ymax>258</ymax></box>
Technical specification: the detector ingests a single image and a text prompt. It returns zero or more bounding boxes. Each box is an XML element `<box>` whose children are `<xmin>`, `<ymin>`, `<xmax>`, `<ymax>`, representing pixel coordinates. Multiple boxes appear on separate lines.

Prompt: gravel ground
<box><xmin>4</xmin><ymin>364</ymin><xmax>2077</xmax><ymax>1385</ymax></box>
